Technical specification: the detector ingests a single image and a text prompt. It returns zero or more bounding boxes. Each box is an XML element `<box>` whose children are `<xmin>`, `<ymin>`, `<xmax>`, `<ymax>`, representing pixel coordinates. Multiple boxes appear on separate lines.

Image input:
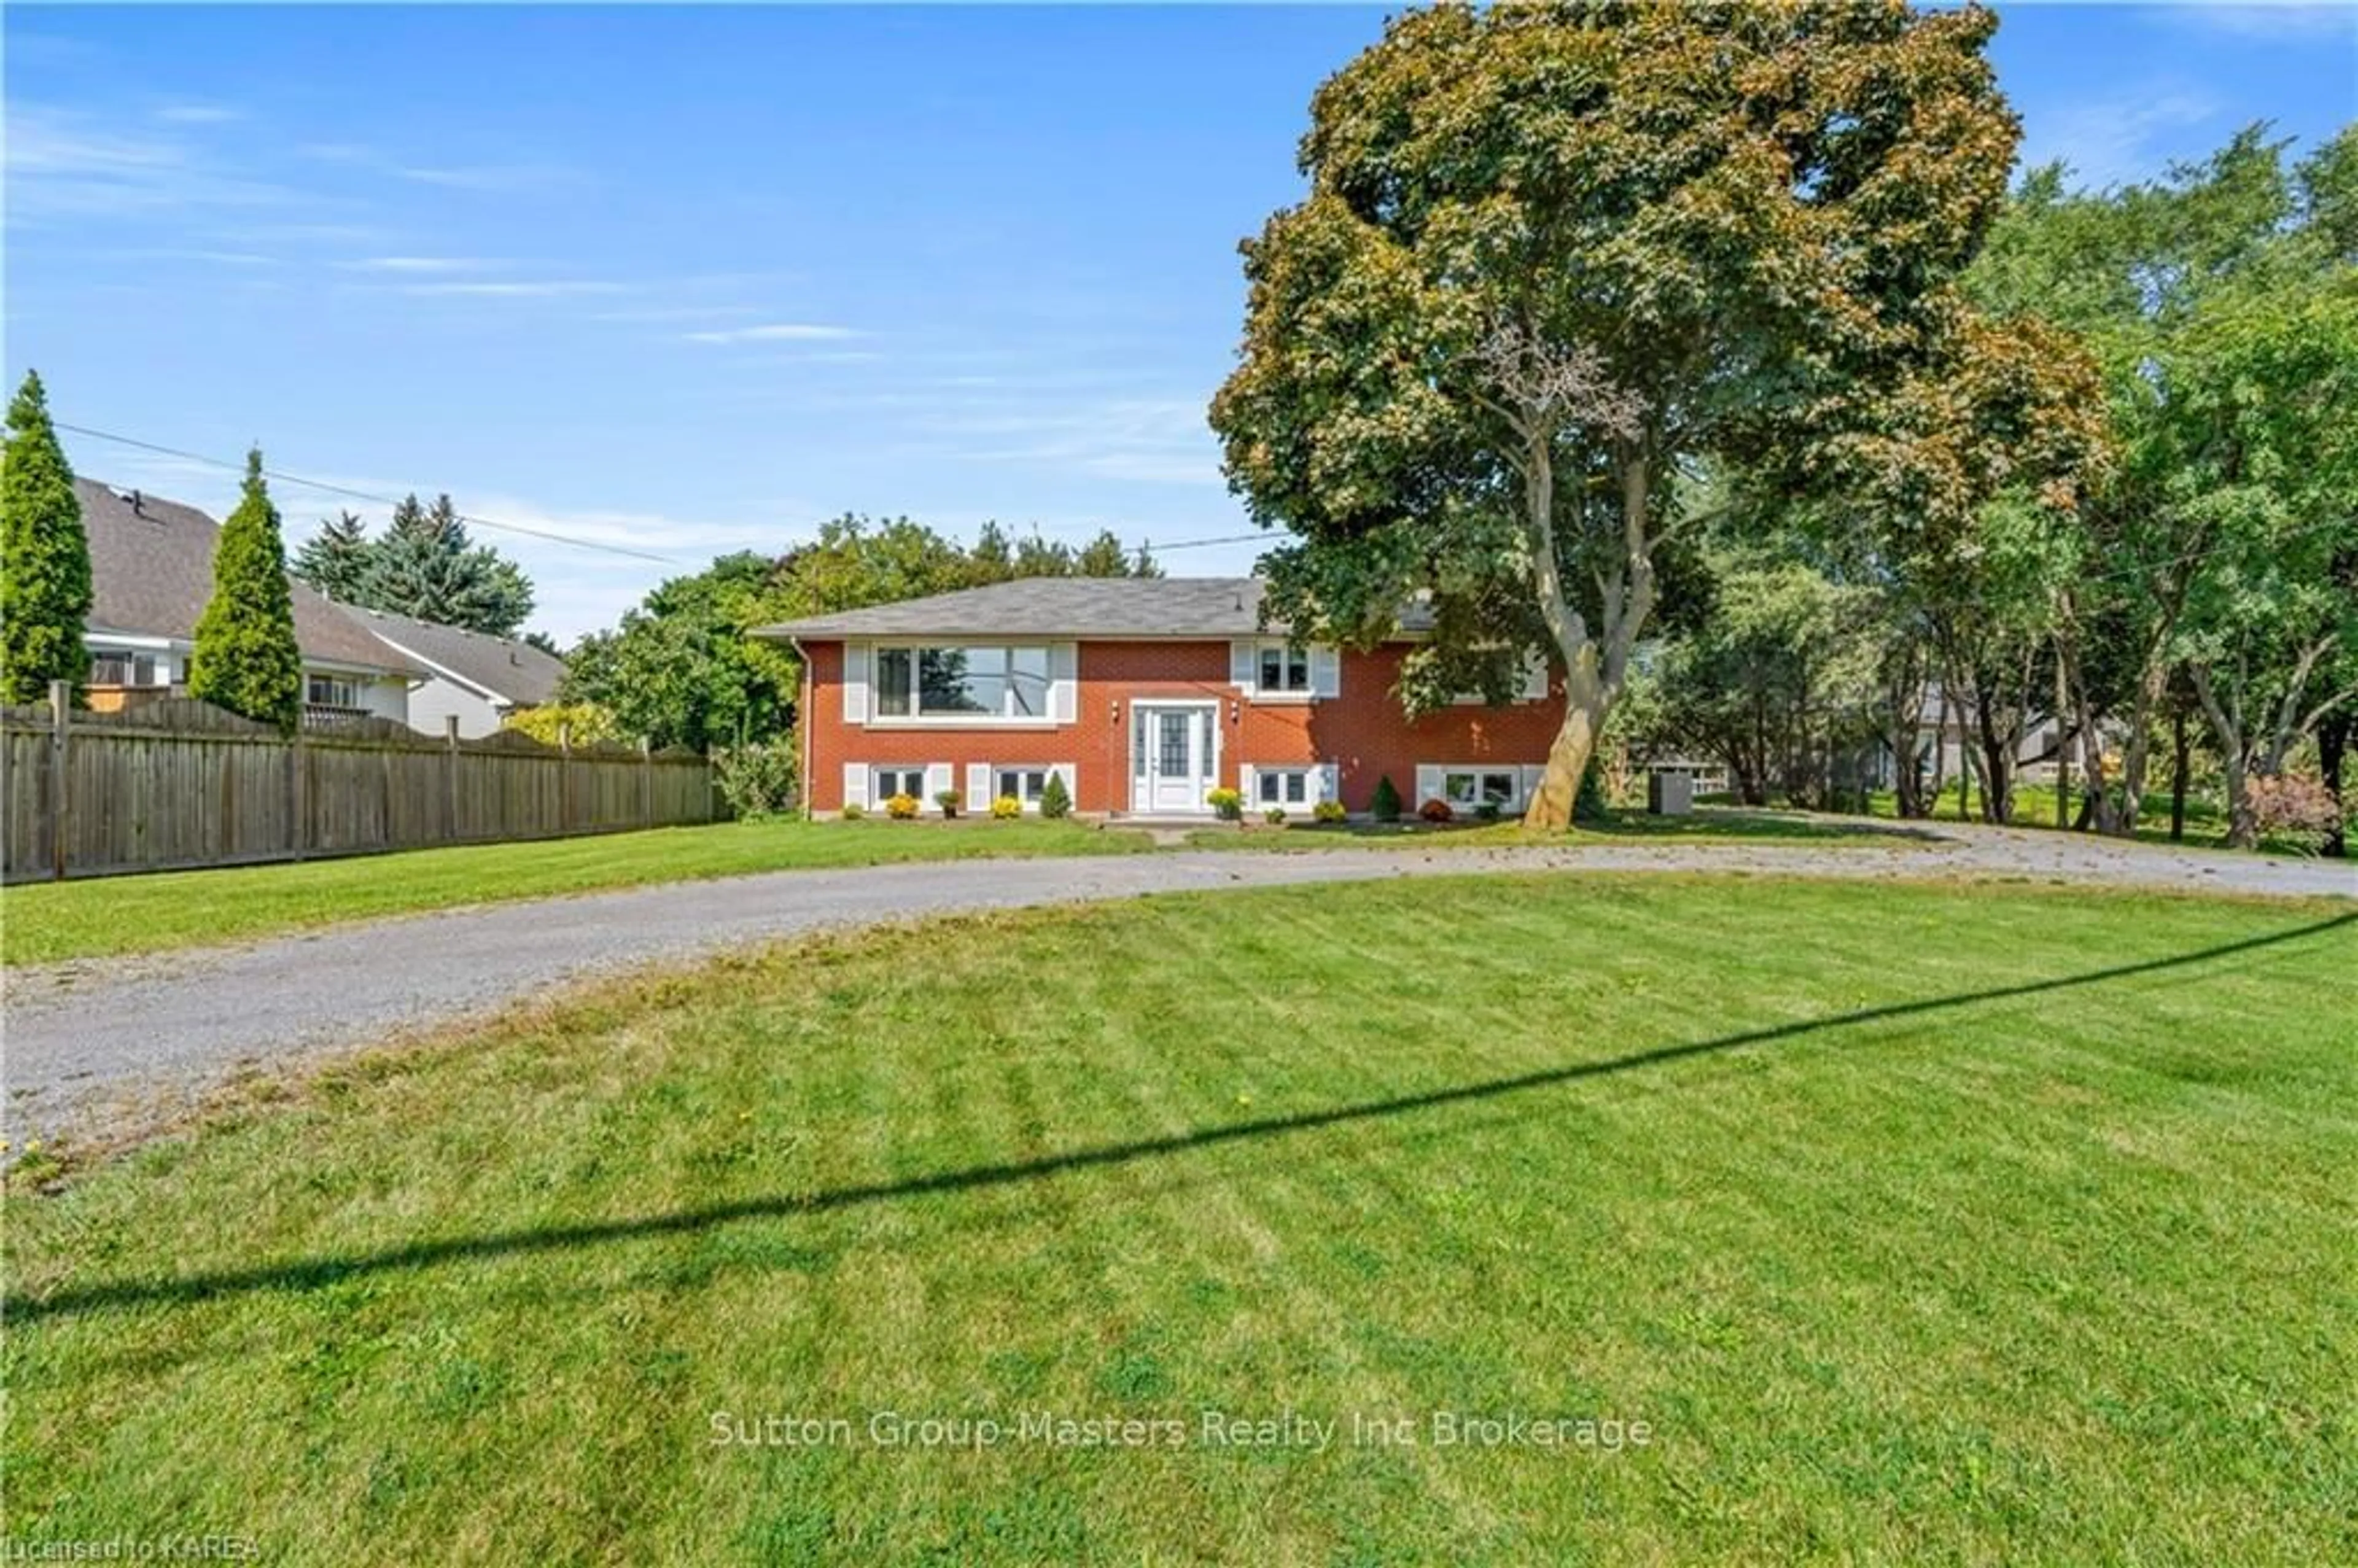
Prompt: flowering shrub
<box><xmin>1419</xmin><ymin>798</ymin><xmax>1455</xmax><ymax>824</ymax></box>
<box><xmin>990</xmin><ymin>794</ymin><xmax>1022</xmax><ymax>820</ymax></box>
<box><xmin>2249</xmin><ymin>772</ymin><xmax>2340</xmax><ymax>853</ymax></box>
<box><xmin>1207</xmin><ymin>786</ymin><xmax>1243</xmax><ymax>821</ymax></box>
<box><xmin>839</xmin><ymin>801</ymin><xmax>866</xmax><ymax>821</ymax></box>
<box><xmin>712</xmin><ymin>738</ymin><xmax>798</xmax><ymax>820</ymax></box>
<box><xmin>1312</xmin><ymin>799</ymin><xmax>1347</xmax><ymax>825</ymax></box>
<box><xmin>884</xmin><ymin>792</ymin><xmax>920</xmax><ymax>820</ymax></box>
<box><xmin>935</xmin><ymin>789</ymin><xmax>963</xmax><ymax>819</ymax></box>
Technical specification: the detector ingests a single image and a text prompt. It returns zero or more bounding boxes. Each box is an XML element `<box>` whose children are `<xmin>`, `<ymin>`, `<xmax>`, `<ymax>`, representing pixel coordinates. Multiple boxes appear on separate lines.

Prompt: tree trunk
<box><xmin>2169</xmin><ymin>704</ymin><xmax>2190</xmax><ymax>843</ymax></box>
<box><xmin>1527</xmin><ymin>658</ymin><xmax>1608</xmax><ymax>833</ymax></box>
<box><xmin>2321</xmin><ymin>708</ymin><xmax>2348</xmax><ymax>860</ymax></box>
<box><xmin>2189</xmin><ymin>664</ymin><xmax>2256</xmax><ymax>849</ymax></box>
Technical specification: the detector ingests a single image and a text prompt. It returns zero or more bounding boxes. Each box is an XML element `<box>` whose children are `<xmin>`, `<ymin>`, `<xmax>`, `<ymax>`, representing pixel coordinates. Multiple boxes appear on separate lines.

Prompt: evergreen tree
<box><xmin>291</xmin><ymin>509</ymin><xmax>373</xmax><ymax>602</ymax></box>
<box><xmin>361</xmin><ymin>493</ymin><xmax>534</xmax><ymax>636</ymax></box>
<box><xmin>188</xmin><ymin>449</ymin><xmax>303</xmax><ymax>731</ymax></box>
<box><xmin>1</xmin><ymin>370</ymin><xmax>93</xmax><ymax>705</ymax></box>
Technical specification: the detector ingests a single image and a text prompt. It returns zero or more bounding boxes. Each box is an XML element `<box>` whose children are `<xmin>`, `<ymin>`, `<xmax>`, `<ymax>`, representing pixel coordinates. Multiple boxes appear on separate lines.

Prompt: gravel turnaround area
<box><xmin>6</xmin><ymin>823</ymin><xmax>2351</xmax><ymax>1152</ymax></box>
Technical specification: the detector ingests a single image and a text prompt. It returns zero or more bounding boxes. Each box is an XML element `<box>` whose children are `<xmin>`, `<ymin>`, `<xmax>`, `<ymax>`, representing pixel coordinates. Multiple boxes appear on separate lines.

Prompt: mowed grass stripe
<box><xmin>6</xmin><ymin>877</ymin><xmax>2351</xmax><ymax>1564</ymax></box>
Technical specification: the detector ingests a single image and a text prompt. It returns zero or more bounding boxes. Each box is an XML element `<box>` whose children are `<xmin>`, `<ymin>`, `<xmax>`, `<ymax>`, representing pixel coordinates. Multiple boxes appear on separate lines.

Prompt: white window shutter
<box><xmin>842</xmin><ymin>643</ymin><xmax>870</xmax><ymax>724</ymax></box>
<box><xmin>1311</xmin><ymin>645</ymin><xmax>1342</xmax><ymax>699</ymax></box>
<box><xmin>1318</xmin><ymin>763</ymin><xmax>1340</xmax><ymax>804</ymax></box>
<box><xmin>1051</xmin><ymin>763</ymin><xmax>1076</xmax><ymax>806</ymax></box>
<box><xmin>1229</xmin><ymin>640</ymin><xmax>1256</xmax><ymax>690</ymax></box>
<box><xmin>1414</xmin><ymin>764</ymin><xmax>1442</xmax><ymax>808</ymax></box>
<box><xmin>1520</xmin><ymin>764</ymin><xmax>1546</xmax><ymax>806</ymax></box>
<box><xmin>1238</xmin><ymin>764</ymin><xmax>1256</xmax><ymax>805</ymax></box>
<box><xmin>924</xmin><ymin>762</ymin><xmax>954</xmax><ymax>810</ymax></box>
<box><xmin>967</xmin><ymin>762</ymin><xmax>991</xmax><ymax>806</ymax></box>
<box><xmin>1521</xmin><ymin>655</ymin><xmax>1552</xmax><ymax>702</ymax></box>
<box><xmin>1049</xmin><ymin>642</ymin><xmax>1078</xmax><ymax>723</ymax></box>
<box><xmin>842</xmin><ymin>763</ymin><xmax>870</xmax><ymax>812</ymax></box>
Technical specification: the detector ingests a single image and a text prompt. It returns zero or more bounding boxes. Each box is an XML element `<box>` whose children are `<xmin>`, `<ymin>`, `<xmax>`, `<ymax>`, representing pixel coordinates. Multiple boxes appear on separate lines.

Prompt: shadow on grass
<box><xmin>1190</xmin><ymin>808</ymin><xmax>1950</xmax><ymax>852</ymax></box>
<box><xmin>17</xmin><ymin>911</ymin><xmax>2350</xmax><ymax>1323</ymax></box>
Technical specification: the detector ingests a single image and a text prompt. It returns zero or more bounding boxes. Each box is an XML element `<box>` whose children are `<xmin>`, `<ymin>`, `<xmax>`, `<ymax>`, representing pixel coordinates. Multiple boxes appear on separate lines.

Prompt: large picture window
<box><xmin>873</xmin><ymin>645</ymin><xmax>1052</xmax><ymax>720</ymax></box>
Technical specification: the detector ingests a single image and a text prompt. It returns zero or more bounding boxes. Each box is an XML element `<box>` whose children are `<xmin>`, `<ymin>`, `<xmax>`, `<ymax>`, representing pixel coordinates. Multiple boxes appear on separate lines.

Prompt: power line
<box><xmin>1142</xmin><ymin>532</ymin><xmax>1269</xmax><ymax>553</ymax></box>
<box><xmin>58</xmin><ymin>422</ymin><xmax>689</xmax><ymax>567</ymax></box>
<box><xmin>59</xmin><ymin>420</ymin><xmax>1283</xmax><ymax>569</ymax></box>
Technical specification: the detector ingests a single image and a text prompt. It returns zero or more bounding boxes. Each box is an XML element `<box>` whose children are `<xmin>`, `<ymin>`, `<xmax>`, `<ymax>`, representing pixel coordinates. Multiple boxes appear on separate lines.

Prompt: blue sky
<box><xmin>7</xmin><ymin>4</ymin><xmax>2354</xmax><ymax>640</ymax></box>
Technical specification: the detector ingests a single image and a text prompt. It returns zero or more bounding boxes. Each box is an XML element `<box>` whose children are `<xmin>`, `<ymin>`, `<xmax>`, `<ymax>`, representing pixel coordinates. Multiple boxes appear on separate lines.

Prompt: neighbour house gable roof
<box><xmin>349</xmin><ymin>608</ymin><xmax>567</xmax><ymax>708</ymax></box>
<box><xmin>76</xmin><ymin>478</ymin><xmax>427</xmax><ymax>678</ymax></box>
<box><xmin>754</xmin><ymin>576</ymin><xmax>1439</xmax><ymax>642</ymax></box>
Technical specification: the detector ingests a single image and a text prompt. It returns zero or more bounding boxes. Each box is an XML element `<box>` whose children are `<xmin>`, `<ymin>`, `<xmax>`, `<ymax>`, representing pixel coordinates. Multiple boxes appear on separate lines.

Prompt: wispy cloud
<box><xmin>918</xmin><ymin>397</ymin><xmax>1224</xmax><ymax>487</ymax></box>
<box><xmin>4</xmin><ymin>104</ymin><xmax>302</xmax><ymax>221</ymax></box>
<box><xmin>391</xmin><ymin>163</ymin><xmax>580</xmax><ymax>194</ymax></box>
<box><xmin>2018</xmin><ymin>87</ymin><xmax>2221</xmax><ymax>193</ymax></box>
<box><xmin>294</xmin><ymin>140</ymin><xmax>580</xmax><ymax>196</ymax></box>
<box><xmin>342</xmin><ymin>256</ymin><xmax>509</xmax><ymax>274</ymax></box>
<box><xmin>396</xmin><ymin>280</ymin><xmax>628</xmax><ymax>298</ymax></box>
<box><xmin>682</xmin><ymin>323</ymin><xmax>862</xmax><ymax>344</ymax></box>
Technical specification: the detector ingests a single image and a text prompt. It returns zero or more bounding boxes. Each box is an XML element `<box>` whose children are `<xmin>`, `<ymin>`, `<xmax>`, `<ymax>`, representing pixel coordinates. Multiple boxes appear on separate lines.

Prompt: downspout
<box><xmin>790</xmin><ymin>636</ymin><xmax>813</xmax><ymax>821</ymax></box>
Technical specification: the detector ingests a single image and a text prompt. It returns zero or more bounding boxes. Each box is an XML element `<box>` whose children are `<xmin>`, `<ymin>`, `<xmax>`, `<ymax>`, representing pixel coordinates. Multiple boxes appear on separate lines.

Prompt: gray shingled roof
<box><xmin>757</xmin><ymin>576</ymin><xmax>1286</xmax><ymax>639</ymax></box>
<box><xmin>78</xmin><ymin>478</ymin><xmax>426</xmax><ymax>676</ymax></box>
<box><xmin>349</xmin><ymin>607</ymin><xmax>567</xmax><ymax>707</ymax></box>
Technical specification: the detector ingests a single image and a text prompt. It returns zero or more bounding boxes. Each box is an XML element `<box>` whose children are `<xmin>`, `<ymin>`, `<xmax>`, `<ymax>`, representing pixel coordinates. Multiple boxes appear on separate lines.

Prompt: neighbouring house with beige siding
<box><xmin>77</xmin><ymin>478</ymin><xmax>423</xmax><ymax>725</ymax></box>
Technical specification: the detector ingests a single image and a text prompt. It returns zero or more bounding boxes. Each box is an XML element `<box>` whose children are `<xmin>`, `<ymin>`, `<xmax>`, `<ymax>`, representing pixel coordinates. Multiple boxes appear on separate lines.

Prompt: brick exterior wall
<box><xmin>798</xmin><ymin>638</ymin><xmax>1566</xmax><ymax>815</ymax></box>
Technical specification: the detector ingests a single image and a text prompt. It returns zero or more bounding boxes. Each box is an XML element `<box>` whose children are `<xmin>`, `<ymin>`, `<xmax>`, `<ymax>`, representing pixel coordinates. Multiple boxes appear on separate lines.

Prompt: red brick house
<box><xmin>758</xmin><ymin>577</ymin><xmax>1566</xmax><ymax>819</ymax></box>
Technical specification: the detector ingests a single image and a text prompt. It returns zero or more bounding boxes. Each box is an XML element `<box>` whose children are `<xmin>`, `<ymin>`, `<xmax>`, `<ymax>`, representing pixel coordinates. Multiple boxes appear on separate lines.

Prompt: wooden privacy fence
<box><xmin>2</xmin><ymin>685</ymin><xmax>720</xmax><ymax>883</ymax></box>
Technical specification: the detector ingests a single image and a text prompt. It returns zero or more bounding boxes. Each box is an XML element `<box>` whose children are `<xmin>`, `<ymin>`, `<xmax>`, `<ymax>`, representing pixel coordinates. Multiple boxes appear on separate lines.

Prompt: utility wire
<box><xmin>60</xmin><ymin>421</ymin><xmax>1280</xmax><ymax>569</ymax></box>
<box><xmin>61</xmin><ymin>422</ymin><xmax>691</xmax><ymax>567</ymax></box>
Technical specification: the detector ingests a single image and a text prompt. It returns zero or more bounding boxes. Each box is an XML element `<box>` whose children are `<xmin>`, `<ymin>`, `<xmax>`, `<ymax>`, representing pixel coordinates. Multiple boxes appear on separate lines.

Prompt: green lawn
<box><xmin>0</xmin><ymin>818</ymin><xmax>1150</xmax><ymax>966</ymax></box>
<box><xmin>9</xmin><ymin>877</ymin><xmax>2351</xmax><ymax>1564</ymax></box>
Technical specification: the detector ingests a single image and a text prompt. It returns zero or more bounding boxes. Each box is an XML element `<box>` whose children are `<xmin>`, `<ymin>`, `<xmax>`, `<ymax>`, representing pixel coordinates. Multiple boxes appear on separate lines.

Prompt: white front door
<box><xmin>1132</xmin><ymin>704</ymin><xmax>1217</xmax><ymax>813</ymax></box>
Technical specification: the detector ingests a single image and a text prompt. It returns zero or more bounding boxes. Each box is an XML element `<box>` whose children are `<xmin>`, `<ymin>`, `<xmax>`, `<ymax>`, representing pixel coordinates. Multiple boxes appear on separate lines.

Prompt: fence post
<box><xmin>641</xmin><ymin>737</ymin><xmax>654</xmax><ymax>827</ymax></box>
<box><xmin>445</xmin><ymin>715</ymin><xmax>461</xmax><ymax>841</ymax></box>
<box><xmin>558</xmin><ymin>721</ymin><xmax>573</xmax><ymax>836</ymax></box>
<box><xmin>289</xmin><ymin>717</ymin><xmax>308</xmax><ymax>861</ymax></box>
<box><xmin>48</xmin><ymin>679</ymin><xmax>69</xmax><ymax>881</ymax></box>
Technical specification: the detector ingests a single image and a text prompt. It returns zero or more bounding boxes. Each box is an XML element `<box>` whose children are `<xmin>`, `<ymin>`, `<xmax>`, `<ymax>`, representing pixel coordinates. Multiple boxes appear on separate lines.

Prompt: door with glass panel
<box><xmin>1132</xmin><ymin>704</ymin><xmax>1216</xmax><ymax>813</ymax></box>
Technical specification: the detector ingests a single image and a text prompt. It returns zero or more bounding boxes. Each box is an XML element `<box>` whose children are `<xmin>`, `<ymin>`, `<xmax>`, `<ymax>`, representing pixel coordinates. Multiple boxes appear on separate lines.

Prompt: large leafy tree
<box><xmin>187</xmin><ymin>449</ymin><xmax>303</xmax><ymax>732</ymax></box>
<box><xmin>566</xmin><ymin>514</ymin><xmax>1158</xmax><ymax>752</ymax></box>
<box><xmin>0</xmin><ymin>370</ymin><xmax>92</xmax><ymax>705</ymax></box>
<box><xmin>1964</xmin><ymin>126</ymin><xmax>2356</xmax><ymax>839</ymax></box>
<box><xmin>1210</xmin><ymin>1</ymin><xmax>2037</xmax><ymax>829</ymax></box>
<box><xmin>565</xmin><ymin>552</ymin><xmax>798</xmax><ymax>753</ymax></box>
<box><xmin>338</xmin><ymin>493</ymin><xmax>535</xmax><ymax>637</ymax></box>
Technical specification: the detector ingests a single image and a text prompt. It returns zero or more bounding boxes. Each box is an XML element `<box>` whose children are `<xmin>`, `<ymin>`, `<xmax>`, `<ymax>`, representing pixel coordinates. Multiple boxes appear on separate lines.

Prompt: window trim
<box><xmin>1439</xmin><ymin>768</ymin><xmax>1524</xmax><ymax>812</ymax></box>
<box><xmin>306</xmin><ymin>673</ymin><xmax>364</xmax><ymax>710</ymax></box>
<box><xmin>868</xmin><ymin>641</ymin><xmax>1059</xmax><ymax>726</ymax></box>
<box><xmin>1247</xmin><ymin>638</ymin><xmax>1315</xmax><ymax>700</ymax></box>
<box><xmin>1255</xmin><ymin>767</ymin><xmax>1314</xmax><ymax>807</ymax></box>
<box><xmin>872</xmin><ymin>766</ymin><xmax>928</xmax><ymax>804</ymax></box>
<box><xmin>992</xmin><ymin>764</ymin><xmax>1057</xmax><ymax>810</ymax></box>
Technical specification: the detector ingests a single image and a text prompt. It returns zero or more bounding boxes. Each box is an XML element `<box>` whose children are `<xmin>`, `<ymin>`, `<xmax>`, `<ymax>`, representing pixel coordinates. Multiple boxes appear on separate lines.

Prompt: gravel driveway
<box><xmin>6</xmin><ymin>821</ymin><xmax>2349</xmax><ymax>1152</ymax></box>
